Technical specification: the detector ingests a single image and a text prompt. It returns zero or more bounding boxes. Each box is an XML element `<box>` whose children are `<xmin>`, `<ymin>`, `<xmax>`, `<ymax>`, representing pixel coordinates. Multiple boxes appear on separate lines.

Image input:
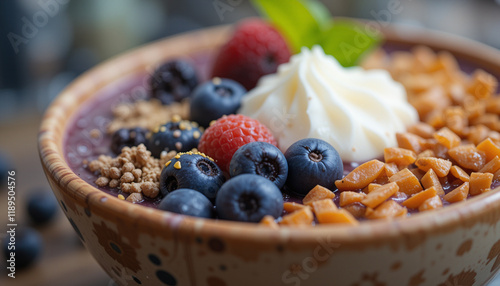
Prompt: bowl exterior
<box><xmin>39</xmin><ymin>169</ymin><xmax>500</xmax><ymax>286</ymax></box>
<box><xmin>39</xmin><ymin>25</ymin><xmax>500</xmax><ymax>286</ymax></box>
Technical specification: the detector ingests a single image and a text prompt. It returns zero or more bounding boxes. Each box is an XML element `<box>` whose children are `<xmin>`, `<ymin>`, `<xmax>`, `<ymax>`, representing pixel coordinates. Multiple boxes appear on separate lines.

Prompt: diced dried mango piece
<box><xmin>420</xmin><ymin>169</ymin><xmax>445</xmax><ymax>196</ymax></box>
<box><xmin>425</xmin><ymin>109</ymin><xmax>446</xmax><ymax>129</ymax></box>
<box><xmin>433</xmin><ymin>127</ymin><xmax>461</xmax><ymax>149</ymax></box>
<box><xmin>311</xmin><ymin>199</ymin><xmax>338</xmax><ymax>223</ymax></box>
<box><xmin>443</xmin><ymin>182</ymin><xmax>469</xmax><ymax>203</ymax></box>
<box><xmin>260</xmin><ymin>215</ymin><xmax>279</xmax><ymax>229</ymax></box>
<box><xmin>407</xmin><ymin>122</ymin><xmax>435</xmax><ymax>139</ymax></box>
<box><xmin>365</xmin><ymin>200</ymin><xmax>407</xmax><ymax>220</ymax></box>
<box><xmin>477</xmin><ymin>138</ymin><xmax>500</xmax><ymax>163</ymax></box>
<box><xmin>335</xmin><ymin>160</ymin><xmax>385</xmax><ymax>191</ymax></box>
<box><xmin>467</xmin><ymin>69</ymin><xmax>498</xmax><ymax>99</ymax></box>
<box><xmin>403</xmin><ymin>187</ymin><xmax>438</xmax><ymax>209</ymax></box>
<box><xmin>396</xmin><ymin>132</ymin><xmax>425</xmax><ymax>153</ymax></box>
<box><xmin>479</xmin><ymin>156</ymin><xmax>500</xmax><ymax>174</ymax></box>
<box><xmin>469</xmin><ymin>172</ymin><xmax>493</xmax><ymax>196</ymax></box>
<box><xmin>467</xmin><ymin>125</ymin><xmax>490</xmax><ymax>145</ymax></box>
<box><xmin>317</xmin><ymin>209</ymin><xmax>359</xmax><ymax>225</ymax></box>
<box><xmin>363</xmin><ymin>183</ymin><xmax>382</xmax><ymax>194</ymax></box>
<box><xmin>450</xmin><ymin>165</ymin><xmax>470</xmax><ymax>182</ymax></box>
<box><xmin>339</xmin><ymin>192</ymin><xmax>367</xmax><ymax>207</ymax></box>
<box><xmin>443</xmin><ymin>106</ymin><xmax>467</xmax><ymax>136</ymax></box>
<box><xmin>448</xmin><ymin>144</ymin><xmax>486</xmax><ymax>171</ymax></box>
<box><xmin>431</xmin><ymin>139</ymin><xmax>452</xmax><ymax>160</ymax></box>
<box><xmin>384</xmin><ymin>163</ymin><xmax>399</xmax><ymax>178</ymax></box>
<box><xmin>342</xmin><ymin>203</ymin><xmax>366</xmax><ymax>218</ymax></box>
<box><xmin>415</xmin><ymin>157</ymin><xmax>452</xmax><ymax>177</ymax></box>
<box><xmin>303</xmin><ymin>185</ymin><xmax>335</xmax><ymax>207</ymax></box>
<box><xmin>384</xmin><ymin>147</ymin><xmax>417</xmax><ymax>167</ymax></box>
<box><xmin>417</xmin><ymin>149</ymin><xmax>436</xmax><ymax>160</ymax></box>
<box><xmin>361</xmin><ymin>182</ymin><xmax>399</xmax><ymax>209</ymax></box>
<box><xmin>283</xmin><ymin>202</ymin><xmax>309</xmax><ymax>213</ymax></box>
<box><xmin>280</xmin><ymin>207</ymin><xmax>314</xmax><ymax>226</ymax></box>
<box><xmin>388</xmin><ymin>168</ymin><xmax>423</xmax><ymax>196</ymax></box>
<box><xmin>409</xmin><ymin>167</ymin><xmax>425</xmax><ymax>181</ymax></box>
<box><xmin>463</xmin><ymin>95</ymin><xmax>486</xmax><ymax>120</ymax></box>
<box><xmin>485</xmin><ymin>97</ymin><xmax>500</xmax><ymax>114</ymax></box>
<box><xmin>470</xmin><ymin>114</ymin><xmax>500</xmax><ymax>131</ymax></box>
<box><xmin>418</xmin><ymin>196</ymin><xmax>443</xmax><ymax>211</ymax></box>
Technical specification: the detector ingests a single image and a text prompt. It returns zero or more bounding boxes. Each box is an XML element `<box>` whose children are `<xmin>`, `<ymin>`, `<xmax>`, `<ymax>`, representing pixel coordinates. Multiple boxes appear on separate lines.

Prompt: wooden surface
<box><xmin>0</xmin><ymin>111</ymin><xmax>111</xmax><ymax>286</ymax></box>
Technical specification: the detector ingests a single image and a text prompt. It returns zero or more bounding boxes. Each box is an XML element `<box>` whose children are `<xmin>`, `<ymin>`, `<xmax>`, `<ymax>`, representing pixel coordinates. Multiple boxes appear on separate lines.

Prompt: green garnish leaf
<box><xmin>302</xmin><ymin>0</ymin><xmax>331</xmax><ymax>29</ymax></box>
<box><xmin>251</xmin><ymin>0</ymin><xmax>323</xmax><ymax>53</ymax></box>
<box><xmin>250</xmin><ymin>0</ymin><xmax>382</xmax><ymax>67</ymax></box>
<box><xmin>320</xmin><ymin>20</ymin><xmax>382</xmax><ymax>67</ymax></box>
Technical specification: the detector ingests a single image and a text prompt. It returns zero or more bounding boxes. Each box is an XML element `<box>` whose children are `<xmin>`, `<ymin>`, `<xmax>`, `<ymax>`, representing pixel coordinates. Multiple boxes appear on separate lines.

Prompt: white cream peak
<box><xmin>238</xmin><ymin>45</ymin><xmax>418</xmax><ymax>162</ymax></box>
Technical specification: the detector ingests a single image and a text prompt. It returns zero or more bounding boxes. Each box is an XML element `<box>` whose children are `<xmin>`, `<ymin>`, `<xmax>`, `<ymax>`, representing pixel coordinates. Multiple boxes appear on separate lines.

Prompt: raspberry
<box><xmin>211</xmin><ymin>18</ymin><xmax>291</xmax><ymax>90</ymax></box>
<box><xmin>198</xmin><ymin>114</ymin><xmax>277</xmax><ymax>172</ymax></box>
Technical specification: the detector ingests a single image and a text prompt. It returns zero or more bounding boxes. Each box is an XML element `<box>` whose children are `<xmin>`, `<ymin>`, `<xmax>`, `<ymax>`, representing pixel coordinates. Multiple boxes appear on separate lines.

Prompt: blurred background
<box><xmin>1</xmin><ymin>0</ymin><xmax>500</xmax><ymax>285</ymax></box>
<box><xmin>1</xmin><ymin>0</ymin><xmax>500</xmax><ymax>119</ymax></box>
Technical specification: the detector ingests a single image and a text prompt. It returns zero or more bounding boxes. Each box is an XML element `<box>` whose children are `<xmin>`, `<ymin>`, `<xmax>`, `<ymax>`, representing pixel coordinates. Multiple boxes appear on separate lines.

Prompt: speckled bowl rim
<box><xmin>39</xmin><ymin>24</ymin><xmax>500</xmax><ymax>247</ymax></box>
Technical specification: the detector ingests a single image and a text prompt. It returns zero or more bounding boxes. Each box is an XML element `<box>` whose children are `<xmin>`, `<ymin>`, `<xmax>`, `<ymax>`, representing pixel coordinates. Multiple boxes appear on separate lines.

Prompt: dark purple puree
<box><xmin>65</xmin><ymin>46</ymin><xmax>500</xmax><ymax>218</ymax></box>
<box><xmin>64</xmin><ymin>53</ymin><xmax>213</xmax><ymax>208</ymax></box>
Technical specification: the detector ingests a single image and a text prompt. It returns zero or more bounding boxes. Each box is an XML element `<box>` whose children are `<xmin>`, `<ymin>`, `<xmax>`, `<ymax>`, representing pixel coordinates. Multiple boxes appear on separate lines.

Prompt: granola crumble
<box><xmin>107</xmin><ymin>99</ymin><xmax>190</xmax><ymax>133</ymax></box>
<box><xmin>87</xmin><ymin>144</ymin><xmax>178</xmax><ymax>200</ymax></box>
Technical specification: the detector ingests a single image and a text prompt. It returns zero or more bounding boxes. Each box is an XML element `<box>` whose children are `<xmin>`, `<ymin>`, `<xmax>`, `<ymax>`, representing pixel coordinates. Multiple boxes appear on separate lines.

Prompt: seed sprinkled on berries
<box><xmin>118</xmin><ymin>194</ymin><xmax>125</xmax><ymax>200</ymax></box>
<box><xmin>147</xmin><ymin>119</ymin><xmax>203</xmax><ymax>157</ymax></box>
<box><xmin>160</xmin><ymin>152</ymin><xmax>225</xmax><ymax>199</ymax></box>
<box><xmin>174</xmin><ymin>161</ymin><xmax>182</xmax><ymax>169</ymax></box>
<box><xmin>172</xmin><ymin>114</ymin><xmax>181</xmax><ymax>122</ymax></box>
<box><xmin>165</xmin><ymin>160</ymin><xmax>171</xmax><ymax>167</ymax></box>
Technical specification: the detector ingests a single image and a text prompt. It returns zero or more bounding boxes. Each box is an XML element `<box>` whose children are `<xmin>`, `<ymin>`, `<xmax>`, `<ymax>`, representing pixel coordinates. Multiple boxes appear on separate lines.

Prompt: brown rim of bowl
<box><xmin>39</xmin><ymin>23</ymin><xmax>500</xmax><ymax>247</ymax></box>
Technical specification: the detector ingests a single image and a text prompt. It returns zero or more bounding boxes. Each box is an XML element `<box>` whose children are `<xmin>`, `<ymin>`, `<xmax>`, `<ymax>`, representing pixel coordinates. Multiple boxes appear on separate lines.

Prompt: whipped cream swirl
<box><xmin>238</xmin><ymin>46</ymin><xmax>418</xmax><ymax>162</ymax></box>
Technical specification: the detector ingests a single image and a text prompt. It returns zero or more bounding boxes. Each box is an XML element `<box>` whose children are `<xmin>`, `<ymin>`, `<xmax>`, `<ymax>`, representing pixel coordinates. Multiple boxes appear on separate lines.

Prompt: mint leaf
<box><xmin>251</xmin><ymin>0</ymin><xmax>323</xmax><ymax>53</ymax></box>
<box><xmin>320</xmin><ymin>20</ymin><xmax>382</xmax><ymax>67</ymax></box>
<box><xmin>302</xmin><ymin>0</ymin><xmax>331</xmax><ymax>29</ymax></box>
<box><xmin>250</xmin><ymin>0</ymin><xmax>382</xmax><ymax>66</ymax></box>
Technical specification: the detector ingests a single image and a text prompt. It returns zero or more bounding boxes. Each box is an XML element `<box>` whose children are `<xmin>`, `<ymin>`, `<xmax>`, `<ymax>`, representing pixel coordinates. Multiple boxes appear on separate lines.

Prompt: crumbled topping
<box><xmin>88</xmin><ymin>144</ymin><xmax>164</xmax><ymax>198</ymax></box>
<box><xmin>107</xmin><ymin>99</ymin><xmax>189</xmax><ymax>134</ymax></box>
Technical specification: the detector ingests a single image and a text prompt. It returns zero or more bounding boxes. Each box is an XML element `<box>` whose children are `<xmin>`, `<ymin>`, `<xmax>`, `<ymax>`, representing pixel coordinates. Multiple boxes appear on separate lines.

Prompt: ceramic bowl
<box><xmin>39</xmin><ymin>24</ymin><xmax>500</xmax><ymax>286</ymax></box>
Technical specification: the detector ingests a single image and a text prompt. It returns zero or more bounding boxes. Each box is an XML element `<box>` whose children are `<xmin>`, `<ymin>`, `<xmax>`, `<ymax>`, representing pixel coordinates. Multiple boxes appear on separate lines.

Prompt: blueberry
<box><xmin>160</xmin><ymin>152</ymin><xmax>225</xmax><ymax>200</ymax></box>
<box><xmin>148</xmin><ymin>119</ymin><xmax>203</xmax><ymax>158</ymax></box>
<box><xmin>158</xmin><ymin>188</ymin><xmax>214</xmax><ymax>218</ymax></box>
<box><xmin>190</xmin><ymin>78</ymin><xmax>247</xmax><ymax>127</ymax></box>
<box><xmin>215</xmin><ymin>174</ymin><xmax>283</xmax><ymax>222</ymax></box>
<box><xmin>2</xmin><ymin>227</ymin><xmax>42</xmax><ymax>269</ymax></box>
<box><xmin>149</xmin><ymin>59</ymin><xmax>198</xmax><ymax>104</ymax></box>
<box><xmin>284</xmin><ymin>138</ymin><xmax>343</xmax><ymax>197</ymax></box>
<box><xmin>27</xmin><ymin>190</ymin><xmax>58</xmax><ymax>225</ymax></box>
<box><xmin>229</xmin><ymin>142</ymin><xmax>288</xmax><ymax>189</ymax></box>
<box><xmin>111</xmin><ymin>127</ymin><xmax>148</xmax><ymax>154</ymax></box>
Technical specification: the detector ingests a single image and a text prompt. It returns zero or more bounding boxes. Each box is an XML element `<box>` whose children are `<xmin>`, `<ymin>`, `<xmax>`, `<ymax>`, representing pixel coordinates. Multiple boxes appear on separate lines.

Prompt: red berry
<box><xmin>211</xmin><ymin>18</ymin><xmax>292</xmax><ymax>90</ymax></box>
<box><xmin>198</xmin><ymin>114</ymin><xmax>277</xmax><ymax>172</ymax></box>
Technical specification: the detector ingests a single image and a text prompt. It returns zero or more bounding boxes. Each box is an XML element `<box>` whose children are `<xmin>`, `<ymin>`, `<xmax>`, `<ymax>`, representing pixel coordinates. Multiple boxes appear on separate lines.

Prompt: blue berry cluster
<box><xmin>157</xmin><ymin>138</ymin><xmax>343</xmax><ymax>224</ymax></box>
